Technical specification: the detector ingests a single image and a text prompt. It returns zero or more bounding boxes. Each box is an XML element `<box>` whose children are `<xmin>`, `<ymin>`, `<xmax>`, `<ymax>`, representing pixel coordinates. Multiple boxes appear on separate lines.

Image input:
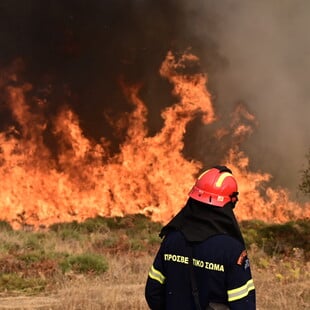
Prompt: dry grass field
<box><xmin>0</xmin><ymin>216</ymin><xmax>308</xmax><ymax>309</ymax></box>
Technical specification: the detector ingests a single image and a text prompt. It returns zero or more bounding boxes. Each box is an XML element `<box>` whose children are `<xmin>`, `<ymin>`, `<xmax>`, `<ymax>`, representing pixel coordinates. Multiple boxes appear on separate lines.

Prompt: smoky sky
<box><xmin>182</xmin><ymin>0</ymin><xmax>310</xmax><ymax>198</ymax></box>
<box><xmin>0</xmin><ymin>0</ymin><xmax>309</xmax><ymax>198</ymax></box>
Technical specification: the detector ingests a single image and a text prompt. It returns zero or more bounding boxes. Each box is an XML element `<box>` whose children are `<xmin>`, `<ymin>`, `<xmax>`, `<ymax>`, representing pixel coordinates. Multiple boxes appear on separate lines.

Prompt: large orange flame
<box><xmin>0</xmin><ymin>51</ymin><xmax>308</xmax><ymax>229</ymax></box>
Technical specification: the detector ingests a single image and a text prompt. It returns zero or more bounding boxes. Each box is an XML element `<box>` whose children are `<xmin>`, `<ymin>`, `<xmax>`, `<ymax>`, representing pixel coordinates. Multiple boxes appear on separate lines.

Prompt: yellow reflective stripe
<box><xmin>148</xmin><ymin>265</ymin><xmax>166</xmax><ymax>284</ymax></box>
<box><xmin>227</xmin><ymin>279</ymin><xmax>255</xmax><ymax>302</ymax></box>
<box><xmin>215</xmin><ymin>172</ymin><xmax>232</xmax><ymax>187</ymax></box>
<box><xmin>198</xmin><ymin>169</ymin><xmax>210</xmax><ymax>180</ymax></box>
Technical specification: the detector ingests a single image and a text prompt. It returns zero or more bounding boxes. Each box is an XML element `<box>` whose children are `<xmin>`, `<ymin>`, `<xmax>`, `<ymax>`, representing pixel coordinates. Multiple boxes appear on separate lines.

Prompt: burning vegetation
<box><xmin>0</xmin><ymin>51</ymin><xmax>309</xmax><ymax>230</ymax></box>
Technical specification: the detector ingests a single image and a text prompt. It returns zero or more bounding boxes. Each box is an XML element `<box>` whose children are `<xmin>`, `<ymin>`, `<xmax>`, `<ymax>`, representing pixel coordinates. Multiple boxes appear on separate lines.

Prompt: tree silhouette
<box><xmin>299</xmin><ymin>149</ymin><xmax>310</xmax><ymax>196</ymax></box>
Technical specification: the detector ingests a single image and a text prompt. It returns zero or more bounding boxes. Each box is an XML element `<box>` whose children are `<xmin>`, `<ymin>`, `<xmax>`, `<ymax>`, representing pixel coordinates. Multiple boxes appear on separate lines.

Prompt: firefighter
<box><xmin>145</xmin><ymin>166</ymin><xmax>256</xmax><ymax>310</ymax></box>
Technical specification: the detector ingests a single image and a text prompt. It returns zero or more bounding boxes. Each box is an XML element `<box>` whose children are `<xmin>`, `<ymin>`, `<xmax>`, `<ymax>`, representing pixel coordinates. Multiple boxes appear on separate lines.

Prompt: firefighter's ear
<box><xmin>230</xmin><ymin>192</ymin><xmax>239</xmax><ymax>208</ymax></box>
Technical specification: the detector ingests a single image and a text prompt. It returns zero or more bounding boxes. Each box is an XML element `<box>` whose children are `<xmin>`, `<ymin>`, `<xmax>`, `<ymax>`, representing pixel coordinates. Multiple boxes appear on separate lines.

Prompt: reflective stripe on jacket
<box><xmin>145</xmin><ymin>231</ymin><xmax>256</xmax><ymax>310</ymax></box>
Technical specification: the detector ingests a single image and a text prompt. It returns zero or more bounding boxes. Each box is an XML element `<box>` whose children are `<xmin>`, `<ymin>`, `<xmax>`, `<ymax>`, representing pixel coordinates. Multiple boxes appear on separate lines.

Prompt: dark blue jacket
<box><xmin>145</xmin><ymin>231</ymin><xmax>255</xmax><ymax>309</ymax></box>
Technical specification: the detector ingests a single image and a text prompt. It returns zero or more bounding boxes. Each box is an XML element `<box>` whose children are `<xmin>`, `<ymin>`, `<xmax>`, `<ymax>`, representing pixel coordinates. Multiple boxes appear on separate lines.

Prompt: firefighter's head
<box><xmin>188</xmin><ymin>166</ymin><xmax>239</xmax><ymax>208</ymax></box>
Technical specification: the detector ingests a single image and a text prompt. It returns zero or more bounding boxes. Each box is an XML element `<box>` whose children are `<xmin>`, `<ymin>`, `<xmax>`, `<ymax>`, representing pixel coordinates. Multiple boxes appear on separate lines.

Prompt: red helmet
<box><xmin>188</xmin><ymin>166</ymin><xmax>238</xmax><ymax>207</ymax></box>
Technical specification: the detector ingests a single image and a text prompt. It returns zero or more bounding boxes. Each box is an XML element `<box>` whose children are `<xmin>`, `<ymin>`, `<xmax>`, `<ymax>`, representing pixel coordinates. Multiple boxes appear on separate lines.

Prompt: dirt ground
<box><xmin>0</xmin><ymin>296</ymin><xmax>61</xmax><ymax>309</ymax></box>
<box><xmin>0</xmin><ymin>281</ymin><xmax>148</xmax><ymax>310</ymax></box>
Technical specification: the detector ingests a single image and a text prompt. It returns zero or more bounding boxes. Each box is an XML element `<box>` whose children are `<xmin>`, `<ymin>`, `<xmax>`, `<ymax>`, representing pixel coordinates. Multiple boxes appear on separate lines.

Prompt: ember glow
<box><xmin>0</xmin><ymin>51</ymin><xmax>309</xmax><ymax>229</ymax></box>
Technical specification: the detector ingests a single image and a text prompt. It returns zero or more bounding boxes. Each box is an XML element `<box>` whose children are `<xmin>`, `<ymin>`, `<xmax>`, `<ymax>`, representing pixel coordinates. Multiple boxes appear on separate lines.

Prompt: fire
<box><xmin>0</xmin><ymin>51</ymin><xmax>309</xmax><ymax>229</ymax></box>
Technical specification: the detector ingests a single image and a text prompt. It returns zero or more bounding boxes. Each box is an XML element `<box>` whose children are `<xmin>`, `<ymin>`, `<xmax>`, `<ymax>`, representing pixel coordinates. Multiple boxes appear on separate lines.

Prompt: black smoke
<box><xmin>0</xmin><ymin>0</ymin><xmax>220</xmax><ymax>137</ymax></box>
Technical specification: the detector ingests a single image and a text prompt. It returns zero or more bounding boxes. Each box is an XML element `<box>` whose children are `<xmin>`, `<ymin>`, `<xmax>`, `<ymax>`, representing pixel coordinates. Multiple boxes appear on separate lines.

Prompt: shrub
<box><xmin>49</xmin><ymin>221</ymin><xmax>81</xmax><ymax>233</ymax></box>
<box><xmin>79</xmin><ymin>217</ymin><xmax>110</xmax><ymax>233</ymax></box>
<box><xmin>0</xmin><ymin>221</ymin><xmax>12</xmax><ymax>232</ymax></box>
<box><xmin>25</xmin><ymin>233</ymin><xmax>46</xmax><ymax>250</ymax></box>
<box><xmin>19</xmin><ymin>250</ymin><xmax>46</xmax><ymax>264</ymax></box>
<box><xmin>241</xmin><ymin>219</ymin><xmax>310</xmax><ymax>258</ymax></box>
<box><xmin>0</xmin><ymin>273</ymin><xmax>46</xmax><ymax>293</ymax></box>
<box><xmin>60</xmin><ymin>253</ymin><xmax>108</xmax><ymax>275</ymax></box>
